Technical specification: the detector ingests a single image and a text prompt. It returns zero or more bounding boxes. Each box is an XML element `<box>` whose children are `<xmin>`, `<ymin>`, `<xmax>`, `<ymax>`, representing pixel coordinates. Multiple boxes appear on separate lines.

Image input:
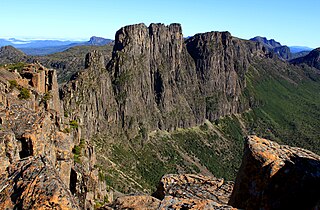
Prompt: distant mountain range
<box><xmin>0</xmin><ymin>36</ymin><xmax>113</xmax><ymax>55</ymax></box>
<box><xmin>289</xmin><ymin>46</ymin><xmax>314</xmax><ymax>53</ymax></box>
<box><xmin>250</xmin><ymin>36</ymin><xmax>313</xmax><ymax>60</ymax></box>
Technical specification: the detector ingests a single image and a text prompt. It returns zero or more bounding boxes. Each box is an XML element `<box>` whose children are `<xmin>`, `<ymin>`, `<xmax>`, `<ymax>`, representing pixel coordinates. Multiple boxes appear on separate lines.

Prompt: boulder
<box><xmin>229</xmin><ymin>135</ymin><xmax>320</xmax><ymax>210</ymax></box>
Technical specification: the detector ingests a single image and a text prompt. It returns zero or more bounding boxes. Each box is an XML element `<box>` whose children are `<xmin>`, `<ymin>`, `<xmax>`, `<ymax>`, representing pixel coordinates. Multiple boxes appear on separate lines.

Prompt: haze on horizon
<box><xmin>0</xmin><ymin>0</ymin><xmax>319</xmax><ymax>48</ymax></box>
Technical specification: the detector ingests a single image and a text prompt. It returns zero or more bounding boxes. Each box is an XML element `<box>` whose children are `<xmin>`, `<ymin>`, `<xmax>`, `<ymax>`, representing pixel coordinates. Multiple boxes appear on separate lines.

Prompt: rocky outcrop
<box><xmin>185</xmin><ymin>31</ymin><xmax>264</xmax><ymax>120</ymax></box>
<box><xmin>290</xmin><ymin>47</ymin><xmax>320</xmax><ymax>70</ymax></box>
<box><xmin>104</xmin><ymin>174</ymin><xmax>236</xmax><ymax>210</ymax></box>
<box><xmin>0</xmin><ymin>64</ymin><xmax>105</xmax><ymax>209</ymax></box>
<box><xmin>107</xmin><ymin>195</ymin><xmax>161</xmax><ymax>210</ymax></box>
<box><xmin>106</xmin><ymin>195</ymin><xmax>237</xmax><ymax>210</ymax></box>
<box><xmin>0</xmin><ymin>156</ymin><xmax>80</xmax><ymax>210</ymax></box>
<box><xmin>273</xmin><ymin>46</ymin><xmax>291</xmax><ymax>60</ymax></box>
<box><xmin>152</xmin><ymin>174</ymin><xmax>234</xmax><ymax>205</ymax></box>
<box><xmin>229</xmin><ymin>135</ymin><xmax>320</xmax><ymax>210</ymax></box>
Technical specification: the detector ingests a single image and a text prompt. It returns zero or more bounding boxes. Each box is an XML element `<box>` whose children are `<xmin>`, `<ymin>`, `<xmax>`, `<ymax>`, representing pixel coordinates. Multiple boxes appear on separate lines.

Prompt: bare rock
<box><xmin>109</xmin><ymin>195</ymin><xmax>161</xmax><ymax>210</ymax></box>
<box><xmin>229</xmin><ymin>135</ymin><xmax>320</xmax><ymax>210</ymax></box>
<box><xmin>159</xmin><ymin>196</ymin><xmax>237</xmax><ymax>210</ymax></box>
<box><xmin>0</xmin><ymin>156</ymin><xmax>79</xmax><ymax>209</ymax></box>
<box><xmin>153</xmin><ymin>174</ymin><xmax>234</xmax><ymax>205</ymax></box>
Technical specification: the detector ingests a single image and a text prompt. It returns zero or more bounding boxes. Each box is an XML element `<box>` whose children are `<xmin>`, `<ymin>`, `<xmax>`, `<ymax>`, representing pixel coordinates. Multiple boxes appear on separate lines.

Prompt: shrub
<box><xmin>9</xmin><ymin>80</ymin><xmax>18</xmax><ymax>89</ymax></box>
<box><xmin>7</xmin><ymin>62</ymin><xmax>25</xmax><ymax>72</ymax></box>
<box><xmin>72</xmin><ymin>138</ymin><xmax>86</xmax><ymax>163</ymax></box>
<box><xmin>42</xmin><ymin>92</ymin><xmax>51</xmax><ymax>102</ymax></box>
<box><xmin>64</xmin><ymin>111</ymin><xmax>69</xmax><ymax>118</ymax></box>
<box><xmin>69</xmin><ymin>120</ymin><xmax>79</xmax><ymax>129</ymax></box>
<box><xmin>63</xmin><ymin>128</ymin><xmax>70</xmax><ymax>133</ymax></box>
<box><xmin>18</xmin><ymin>87</ymin><xmax>30</xmax><ymax>99</ymax></box>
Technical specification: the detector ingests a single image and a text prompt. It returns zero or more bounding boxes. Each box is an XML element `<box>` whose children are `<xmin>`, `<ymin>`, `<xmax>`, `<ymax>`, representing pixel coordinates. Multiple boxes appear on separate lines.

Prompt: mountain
<box><xmin>250</xmin><ymin>36</ymin><xmax>292</xmax><ymax>60</ymax></box>
<box><xmin>0</xmin><ymin>45</ymin><xmax>28</xmax><ymax>64</ymax></box>
<box><xmin>87</xmin><ymin>36</ymin><xmax>112</xmax><ymax>45</ymax></box>
<box><xmin>0</xmin><ymin>36</ymin><xmax>113</xmax><ymax>56</ymax></box>
<box><xmin>1</xmin><ymin>23</ymin><xmax>320</xmax><ymax>209</ymax></box>
<box><xmin>0</xmin><ymin>38</ymin><xmax>13</xmax><ymax>46</ymax></box>
<box><xmin>250</xmin><ymin>36</ymin><xmax>282</xmax><ymax>49</ymax></box>
<box><xmin>250</xmin><ymin>36</ymin><xmax>313</xmax><ymax>61</ymax></box>
<box><xmin>0</xmin><ymin>44</ymin><xmax>113</xmax><ymax>83</ymax></box>
<box><xmin>290</xmin><ymin>48</ymin><xmax>320</xmax><ymax>70</ymax></box>
<box><xmin>60</xmin><ymin>23</ymin><xmax>320</xmax><ymax>195</ymax></box>
<box><xmin>289</xmin><ymin>46</ymin><xmax>313</xmax><ymax>53</ymax></box>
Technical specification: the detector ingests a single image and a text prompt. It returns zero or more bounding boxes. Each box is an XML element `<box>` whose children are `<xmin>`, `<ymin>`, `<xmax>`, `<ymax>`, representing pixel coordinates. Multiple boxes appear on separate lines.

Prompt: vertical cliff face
<box><xmin>62</xmin><ymin>50</ymin><xmax>118</xmax><ymax>140</ymax></box>
<box><xmin>108</xmin><ymin>23</ymin><xmax>267</xmax><ymax>133</ymax></box>
<box><xmin>108</xmin><ymin>23</ymin><xmax>200</xmax><ymax>134</ymax></box>
<box><xmin>62</xmin><ymin>23</ymin><xmax>267</xmax><ymax>141</ymax></box>
<box><xmin>185</xmin><ymin>32</ymin><xmax>264</xmax><ymax>121</ymax></box>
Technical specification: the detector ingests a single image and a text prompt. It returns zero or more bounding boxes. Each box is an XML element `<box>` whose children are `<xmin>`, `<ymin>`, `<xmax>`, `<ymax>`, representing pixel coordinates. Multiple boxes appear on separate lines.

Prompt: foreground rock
<box><xmin>0</xmin><ymin>156</ymin><xmax>79</xmax><ymax>209</ymax></box>
<box><xmin>229</xmin><ymin>135</ymin><xmax>320</xmax><ymax>210</ymax></box>
<box><xmin>103</xmin><ymin>174</ymin><xmax>236</xmax><ymax>209</ymax></box>
<box><xmin>153</xmin><ymin>174</ymin><xmax>234</xmax><ymax>205</ymax></box>
<box><xmin>0</xmin><ymin>63</ymin><xmax>105</xmax><ymax>209</ymax></box>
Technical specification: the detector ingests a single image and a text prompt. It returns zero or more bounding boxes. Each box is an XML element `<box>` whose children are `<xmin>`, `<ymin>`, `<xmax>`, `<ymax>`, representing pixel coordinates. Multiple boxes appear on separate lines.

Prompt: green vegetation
<box><xmin>8</xmin><ymin>80</ymin><xmax>18</xmax><ymax>89</ymax></box>
<box><xmin>69</xmin><ymin>120</ymin><xmax>79</xmax><ymax>129</ymax></box>
<box><xmin>72</xmin><ymin>138</ymin><xmax>86</xmax><ymax>163</ymax></box>
<box><xmin>18</xmin><ymin>87</ymin><xmax>30</xmax><ymax>99</ymax></box>
<box><xmin>64</xmin><ymin>111</ymin><xmax>69</xmax><ymax>118</ymax></box>
<box><xmin>94</xmin><ymin>118</ymin><xmax>245</xmax><ymax>193</ymax></box>
<box><xmin>63</xmin><ymin>128</ymin><xmax>71</xmax><ymax>133</ymax></box>
<box><xmin>42</xmin><ymin>92</ymin><xmax>51</xmax><ymax>102</ymax></box>
<box><xmin>6</xmin><ymin>62</ymin><xmax>25</xmax><ymax>72</ymax></box>
<box><xmin>242</xmin><ymin>59</ymin><xmax>320</xmax><ymax>154</ymax></box>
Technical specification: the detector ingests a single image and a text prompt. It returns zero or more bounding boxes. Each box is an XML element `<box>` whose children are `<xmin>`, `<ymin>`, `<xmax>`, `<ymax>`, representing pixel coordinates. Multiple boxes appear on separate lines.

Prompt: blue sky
<box><xmin>0</xmin><ymin>0</ymin><xmax>319</xmax><ymax>48</ymax></box>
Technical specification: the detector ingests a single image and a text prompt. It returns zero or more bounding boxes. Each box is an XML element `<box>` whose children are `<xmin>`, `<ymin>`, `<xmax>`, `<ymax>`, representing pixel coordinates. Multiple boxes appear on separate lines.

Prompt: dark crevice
<box><xmin>69</xmin><ymin>168</ymin><xmax>77</xmax><ymax>194</ymax></box>
<box><xmin>154</xmin><ymin>70</ymin><xmax>163</xmax><ymax>106</ymax></box>
<box><xmin>18</xmin><ymin>137</ymin><xmax>33</xmax><ymax>159</ymax></box>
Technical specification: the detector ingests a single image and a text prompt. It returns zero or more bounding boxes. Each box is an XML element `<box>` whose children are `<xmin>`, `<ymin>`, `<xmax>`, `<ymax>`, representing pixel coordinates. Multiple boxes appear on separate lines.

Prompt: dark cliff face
<box><xmin>62</xmin><ymin>23</ymin><xmax>267</xmax><ymax>140</ymax></box>
<box><xmin>290</xmin><ymin>48</ymin><xmax>320</xmax><ymax>70</ymax></box>
<box><xmin>61</xmin><ymin>50</ymin><xmax>117</xmax><ymax>140</ymax></box>
<box><xmin>108</xmin><ymin>23</ymin><xmax>199</xmax><ymax>133</ymax></box>
<box><xmin>108</xmin><ymin>23</ymin><xmax>267</xmax><ymax>133</ymax></box>
<box><xmin>185</xmin><ymin>32</ymin><xmax>265</xmax><ymax>120</ymax></box>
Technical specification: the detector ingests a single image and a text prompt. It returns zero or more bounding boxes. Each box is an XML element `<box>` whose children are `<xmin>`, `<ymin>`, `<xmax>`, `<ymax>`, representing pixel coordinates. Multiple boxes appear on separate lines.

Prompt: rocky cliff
<box><xmin>0</xmin><ymin>63</ymin><xmax>106</xmax><ymax>209</ymax></box>
<box><xmin>62</xmin><ymin>23</ymin><xmax>267</xmax><ymax>141</ymax></box>
<box><xmin>60</xmin><ymin>23</ymin><xmax>320</xmax><ymax>195</ymax></box>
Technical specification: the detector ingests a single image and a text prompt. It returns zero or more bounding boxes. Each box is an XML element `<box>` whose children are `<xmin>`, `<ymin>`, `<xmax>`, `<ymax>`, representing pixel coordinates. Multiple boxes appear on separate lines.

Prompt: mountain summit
<box><xmin>87</xmin><ymin>36</ymin><xmax>112</xmax><ymax>45</ymax></box>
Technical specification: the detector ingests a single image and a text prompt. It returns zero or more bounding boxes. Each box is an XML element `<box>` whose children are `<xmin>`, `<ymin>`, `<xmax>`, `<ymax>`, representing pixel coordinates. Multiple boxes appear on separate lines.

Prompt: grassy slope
<box><xmin>95</xmin><ymin>117</ymin><xmax>244</xmax><ymax>193</ymax></box>
<box><xmin>243</xmin><ymin>59</ymin><xmax>320</xmax><ymax>154</ymax></box>
<box><xmin>94</xmin><ymin>57</ymin><xmax>320</xmax><ymax>194</ymax></box>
